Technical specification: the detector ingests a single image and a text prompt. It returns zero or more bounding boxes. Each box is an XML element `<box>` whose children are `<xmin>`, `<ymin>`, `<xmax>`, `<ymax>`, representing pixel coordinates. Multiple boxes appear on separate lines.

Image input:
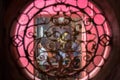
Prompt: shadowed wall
<box><xmin>0</xmin><ymin>0</ymin><xmax>120</xmax><ymax>80</ymax></box>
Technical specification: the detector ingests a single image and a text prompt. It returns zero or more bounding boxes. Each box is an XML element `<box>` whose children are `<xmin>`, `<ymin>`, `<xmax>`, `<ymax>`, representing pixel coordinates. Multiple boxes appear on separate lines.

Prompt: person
<box><xmin>36</xmin><ymin>43</ymin><xmax>48</xmax><ymax>65</ymax></box>
<box><xmin>72</xmin><ymin>41</ymin><xmax>81</xmax><ymax>57</ymax></box>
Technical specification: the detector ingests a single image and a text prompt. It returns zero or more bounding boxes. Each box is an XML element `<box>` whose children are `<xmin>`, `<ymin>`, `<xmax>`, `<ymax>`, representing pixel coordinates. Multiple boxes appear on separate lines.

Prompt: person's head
<box><xmin>38</xmin><ymin>43</ymin><xmax>42</xmax><ymax>48</ymax></box>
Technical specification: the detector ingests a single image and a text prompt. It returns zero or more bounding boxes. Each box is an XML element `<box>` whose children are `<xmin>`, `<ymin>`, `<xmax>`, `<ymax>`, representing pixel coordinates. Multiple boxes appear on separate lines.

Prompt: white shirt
<box><xmin>37</xmin><ymin>47</ymin><xmax>48</xmax><ymax>65</ymax></box>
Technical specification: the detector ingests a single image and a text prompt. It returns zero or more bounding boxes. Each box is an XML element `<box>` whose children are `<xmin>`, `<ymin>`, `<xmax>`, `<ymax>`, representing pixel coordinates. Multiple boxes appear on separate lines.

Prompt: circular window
<box><xmin>10</xmin><ymin>0</ymin><xmax>112</xmax><ymax>80</ymax></box>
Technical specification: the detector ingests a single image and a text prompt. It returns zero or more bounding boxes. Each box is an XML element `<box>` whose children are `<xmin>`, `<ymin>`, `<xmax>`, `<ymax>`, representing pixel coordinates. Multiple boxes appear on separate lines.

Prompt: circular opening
<box><xmin>10</xmin><ymin>0</ymin><xmax>112</xmax><ymax>80</ymax></box>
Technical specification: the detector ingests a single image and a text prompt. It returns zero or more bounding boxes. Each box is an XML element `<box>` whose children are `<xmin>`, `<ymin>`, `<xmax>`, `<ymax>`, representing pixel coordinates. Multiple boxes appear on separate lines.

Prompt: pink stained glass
<box><xmin>10</xmin><ymin>0</ymin><xmax>112</xmax><ymax>80</ymax></box>
<box><xmin>94</xmin><ymin>14</ymin><xmax>105</xmax><ymax>25</ymax></box>
<box><xmin>77</xmin><ymin>0</ymin><xmax>88</xmax><ymax>9</ymax></box>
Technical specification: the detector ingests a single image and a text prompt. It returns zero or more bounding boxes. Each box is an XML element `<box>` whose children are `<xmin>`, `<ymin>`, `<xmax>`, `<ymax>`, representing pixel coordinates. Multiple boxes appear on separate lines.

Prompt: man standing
<box><xmin>36</xmin><ymin>43</ymin><xmax>48</xmax><ymax>65</ymax></box>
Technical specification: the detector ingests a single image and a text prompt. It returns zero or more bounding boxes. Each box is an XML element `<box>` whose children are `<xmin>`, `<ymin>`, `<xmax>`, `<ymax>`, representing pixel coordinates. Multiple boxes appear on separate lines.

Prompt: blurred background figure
<box><xmin>36</xmin><ymin>43</ymin><xmax>48</xmax><ymax>65</ymax></box>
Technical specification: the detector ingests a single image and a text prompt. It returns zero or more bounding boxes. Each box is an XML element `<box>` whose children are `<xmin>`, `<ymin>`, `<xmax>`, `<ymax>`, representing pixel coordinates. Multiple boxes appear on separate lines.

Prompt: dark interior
<box><xmin>0</xmin><ymin>0</ymin><xmax>120</xmax><ymax>80</ymax></box>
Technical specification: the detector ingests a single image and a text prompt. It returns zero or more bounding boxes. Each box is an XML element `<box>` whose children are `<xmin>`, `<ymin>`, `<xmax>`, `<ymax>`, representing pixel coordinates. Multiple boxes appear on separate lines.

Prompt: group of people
<box><xmin>36</xmin><ymin>40</ymin><xmax>80</xmax><ymax>66</ymax></box>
